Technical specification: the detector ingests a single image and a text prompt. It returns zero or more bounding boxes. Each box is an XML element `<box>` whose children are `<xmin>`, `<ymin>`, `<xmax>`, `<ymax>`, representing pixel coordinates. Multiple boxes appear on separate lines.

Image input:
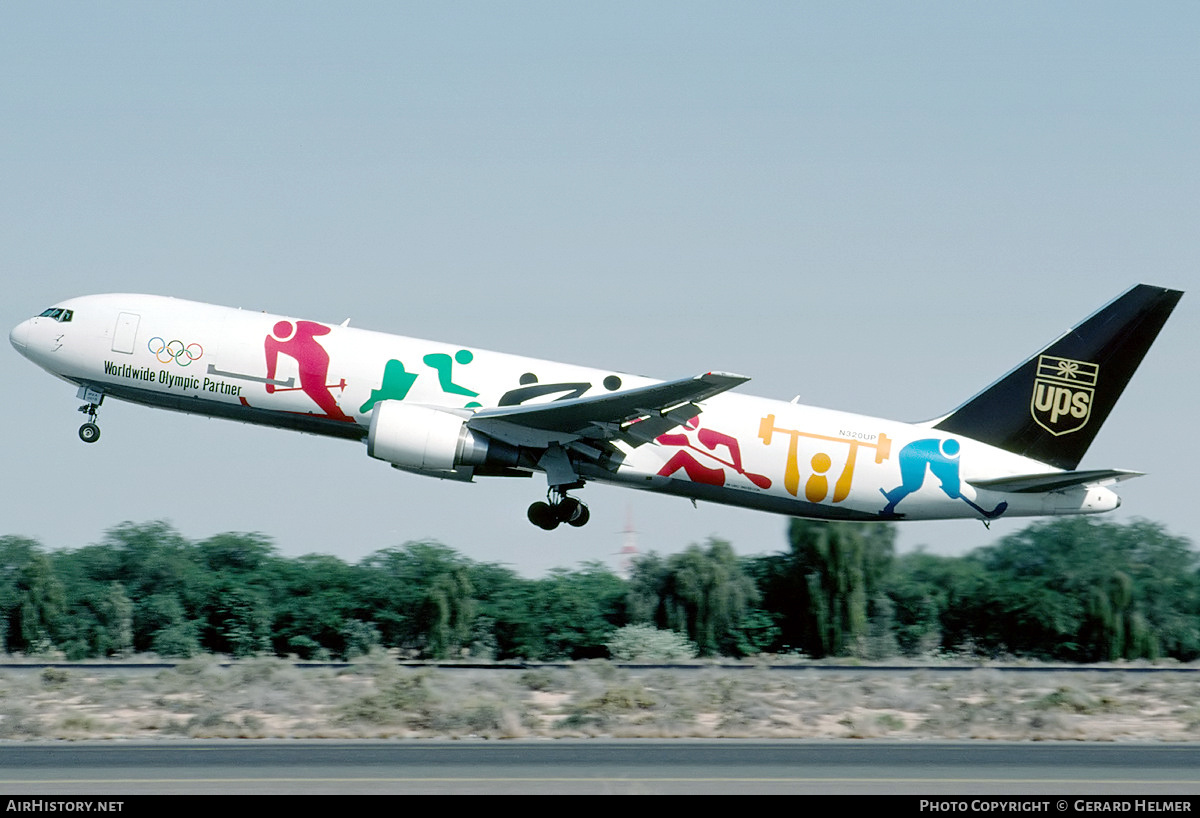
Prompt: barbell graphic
<box><xmin>758</xmin><ymin>414</ymin><xmax>892</xmax><ymax>502</ymax></box>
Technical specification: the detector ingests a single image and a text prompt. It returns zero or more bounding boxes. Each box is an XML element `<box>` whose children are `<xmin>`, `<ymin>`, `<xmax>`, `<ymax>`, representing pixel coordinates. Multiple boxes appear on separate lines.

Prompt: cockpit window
<box><xmin>37</xmin><ymin>308</ymin><xmax>73</xmax><ymax>323</ymax></box>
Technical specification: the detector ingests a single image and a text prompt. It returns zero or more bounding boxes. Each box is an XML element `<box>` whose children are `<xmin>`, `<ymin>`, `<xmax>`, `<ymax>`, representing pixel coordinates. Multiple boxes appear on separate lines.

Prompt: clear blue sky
<box><xmin>2</xmin><ymin>2</ymin><xmax>1196</xmax><ymax>575</ymax></box>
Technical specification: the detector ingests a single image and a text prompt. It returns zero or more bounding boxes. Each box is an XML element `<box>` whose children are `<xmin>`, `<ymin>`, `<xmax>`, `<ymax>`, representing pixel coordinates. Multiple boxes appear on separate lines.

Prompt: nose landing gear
<box><xmin>75</xmin><ymin>387</ymin><xmax>104</xmax><ymax>443</ymax></box>
<box><xmin>77</xmin><ymin>404</ymin><xmax>101</xmax><ymax>443</ymax></box>
<box><xmin>527</xmin><ymin>487</ymin><xmax>590</xmax><ymax>530</ymax></box>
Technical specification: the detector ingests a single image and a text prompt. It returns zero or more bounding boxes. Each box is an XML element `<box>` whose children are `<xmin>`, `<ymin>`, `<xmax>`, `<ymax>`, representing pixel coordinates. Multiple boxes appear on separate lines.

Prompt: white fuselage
<box><xmin>10</xmin><ymin>293</ymin><xmax>1121</xmax><ymax>523</ymax></box>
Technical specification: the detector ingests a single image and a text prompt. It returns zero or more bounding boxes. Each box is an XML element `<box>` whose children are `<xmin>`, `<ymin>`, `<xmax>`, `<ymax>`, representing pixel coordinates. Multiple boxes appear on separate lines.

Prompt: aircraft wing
<box><xmin>467</xmin><ymin>371</ymin><xmax>749</xmax><ymax>448</ymax></box>
<box><xmin>969</xmin><ymin>469</ymin><xmax>1144</xmax><ymax>494</ymax></box>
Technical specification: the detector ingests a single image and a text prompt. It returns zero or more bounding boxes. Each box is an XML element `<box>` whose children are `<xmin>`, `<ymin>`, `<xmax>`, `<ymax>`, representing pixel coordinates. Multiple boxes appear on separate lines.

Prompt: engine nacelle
<box><xmin>367</xmin><ymin>401</ymin><xmax>492</xmax><ymax>475</ymax></box>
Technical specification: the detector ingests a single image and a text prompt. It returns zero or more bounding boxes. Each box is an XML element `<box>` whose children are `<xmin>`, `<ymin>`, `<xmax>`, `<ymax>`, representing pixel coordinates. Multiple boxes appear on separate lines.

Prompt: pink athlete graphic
<box><xmin>264</xmin><ymin>320</ymin><xmax>352</xmax><ymax>422</ymax></box>
<box><xmin>656</xmin><ymin>419</ymin><xmax>772</xmax><ymax>489</ymax></box>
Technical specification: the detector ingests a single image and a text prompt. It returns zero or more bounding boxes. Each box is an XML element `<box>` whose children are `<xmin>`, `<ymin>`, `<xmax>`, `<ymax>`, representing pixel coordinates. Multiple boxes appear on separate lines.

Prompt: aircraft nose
<box><xmin>10</xmin><ymin>319</ymin><xmax>31</xmax><ymax>353</ymax></box>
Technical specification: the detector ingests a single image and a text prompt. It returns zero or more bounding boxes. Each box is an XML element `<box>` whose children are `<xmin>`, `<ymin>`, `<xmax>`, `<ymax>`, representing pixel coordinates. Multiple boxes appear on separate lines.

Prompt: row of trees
<box><xmin>2</xmin><ymin>517</ymin><xmax>1197</xmax><ymax>662</ymax></box>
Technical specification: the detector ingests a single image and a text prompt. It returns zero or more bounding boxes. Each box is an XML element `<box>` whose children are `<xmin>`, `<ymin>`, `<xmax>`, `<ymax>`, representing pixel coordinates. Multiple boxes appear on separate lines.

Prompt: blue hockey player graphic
<box><xmin>880</xmin><ymin>438</ymin><xmax>1006</xmax><ymax>519</ymax></box>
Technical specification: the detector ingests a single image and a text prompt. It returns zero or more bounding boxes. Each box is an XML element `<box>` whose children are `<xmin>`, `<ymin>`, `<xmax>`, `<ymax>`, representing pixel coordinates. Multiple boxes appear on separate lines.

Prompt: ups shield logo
<box><xmin>1031</xmin><ymin>355</ymin><xmax>1099</xmax><ymax>436</ymax></box>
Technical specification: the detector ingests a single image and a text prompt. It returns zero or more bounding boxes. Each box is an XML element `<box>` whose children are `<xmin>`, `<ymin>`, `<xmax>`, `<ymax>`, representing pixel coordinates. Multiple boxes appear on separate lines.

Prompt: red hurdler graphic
<box><xmin>656</xmin><ymin>419</ymin><xmax>772</xmax><ymax>489</ymax></box>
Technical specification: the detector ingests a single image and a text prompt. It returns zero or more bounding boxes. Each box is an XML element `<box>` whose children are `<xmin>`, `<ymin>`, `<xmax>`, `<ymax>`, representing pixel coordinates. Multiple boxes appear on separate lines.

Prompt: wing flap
<box><xmin>467</xmin><ymin>371</ymin><xmax>748</xmax><ymax>448</ymax></box>
<box><xmin>621</xmin><ymin>404</ymin><xmax>705</xmax><ymax>444</ymax></box>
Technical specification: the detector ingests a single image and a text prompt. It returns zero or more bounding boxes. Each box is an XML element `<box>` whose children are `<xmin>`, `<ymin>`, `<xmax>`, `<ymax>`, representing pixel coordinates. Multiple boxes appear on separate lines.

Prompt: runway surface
<box><xmin>1</xmin><ymin>740</ymin><xmax>1198</xmax><ymax>795</ymax></box>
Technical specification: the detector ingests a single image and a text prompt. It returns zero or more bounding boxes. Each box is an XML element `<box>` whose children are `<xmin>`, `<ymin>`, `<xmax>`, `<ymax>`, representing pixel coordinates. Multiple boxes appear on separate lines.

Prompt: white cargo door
<box><xmin>112</xmin><ymin>312</ymin><xmax>140</xmax><ymax>354</ymax></box>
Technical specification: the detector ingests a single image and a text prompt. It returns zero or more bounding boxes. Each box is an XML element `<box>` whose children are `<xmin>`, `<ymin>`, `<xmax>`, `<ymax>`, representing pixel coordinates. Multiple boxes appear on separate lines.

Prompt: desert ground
<box><xmin>2</xmin><ymin>656</ymin><xmax>1199</xmax><ymax>742</ymax></box>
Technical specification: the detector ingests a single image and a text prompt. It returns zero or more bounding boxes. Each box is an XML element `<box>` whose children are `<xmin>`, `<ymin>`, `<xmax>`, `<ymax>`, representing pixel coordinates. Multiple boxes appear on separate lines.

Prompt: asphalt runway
<box><xmin>1</xmin><ymin>740</ymin><xmax>1198</xmax><ymax>795</ymax></box>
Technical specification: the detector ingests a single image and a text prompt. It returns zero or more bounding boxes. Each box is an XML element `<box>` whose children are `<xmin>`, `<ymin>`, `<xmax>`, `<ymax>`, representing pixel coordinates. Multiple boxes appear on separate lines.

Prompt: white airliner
<box><xmin>10</xmin><ymin>285</ymin><xmax>1182</xmax><ymax>530</ymax></box>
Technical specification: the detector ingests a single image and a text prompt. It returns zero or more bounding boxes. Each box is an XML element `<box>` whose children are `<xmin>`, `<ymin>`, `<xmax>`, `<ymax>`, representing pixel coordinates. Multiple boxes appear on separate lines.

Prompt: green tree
<box><xmin>630</xmin><ymin>539</ymin><xmax>763</xmax><ymax>657</ymax></box>
<box><xmin>760</xmin><ymin>520</ymin><xmax>895</xmax><ymax>657</ymax></box>
<box><xmin>626</xmin><ymin>551</ymin><xmax>669</xmax><ymax>625</ymax></box>
<box><xmin>95</xmin><ymin>522</ymin><xmax>210</xmax><ymax>651</ymax></box>
<box><xmin>466</xmin><ymin>561</ymin><xmax>532</xmax><ymax>660</ymax></box>
<box><xmin>360</xmin><ymin>542</ymin><xmax>475</xmax><ymax>658</ymax></box>
<box><xmin>0</xmin><ymin>536</ymin><xmax>44</xmax><ymax>653</ymax></box>
<box><xmin>193</xmin><ymin>532</ymin><xmax>279</xmax><ymax>657</ymax></box>
<box><xmin>884</xmin><ymin>549</ymin><xmax>990</xmax><ymax>656</ymax></box>
<box><xmin>1119</xmin><ymin>520</ymin><xmax>1200</xmax><ymax>660</ymax></box>
<box><xmin>142</xmin><ymin>594</ymin><xmax>202</xmax><ymax>657</ymax></box>
<box><xmin>51</xmin><ymin>542</ymin><xmax>142</xmax><ymax>658</ymax></box>
<box><xmin>12</xmin><ymin>551</ymin><xmax>64</xmax><ymax>654</ymax></box>
<box><xmin>531</xmin><ymin>563</ymin><xmax>627</xmax><ymax>659</ymax></box>
<box><xmin>207</xmin><ymin>584</ymin><xmax>272</xmax><ymax>657</ymax></box>
<box><xmin>269</xmin><ymin>553</ymin><xmax>369</xmax><ymax>659</ymax></box>
<box><xmin>964</xmin><ymin>518</ymin><xmax>1199</xmax><ymax>661</ymax></box>
<box><xmin>104</xmin><ymin>581</ymin><xmax>134</xmax><ymax>655</ymax></box>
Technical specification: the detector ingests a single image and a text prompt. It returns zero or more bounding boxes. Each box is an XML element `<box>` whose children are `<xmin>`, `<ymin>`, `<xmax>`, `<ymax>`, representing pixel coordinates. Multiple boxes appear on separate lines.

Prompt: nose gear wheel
<box><xmin>77</xmin><ymin>402</ymin><xmax>102</xmax><ymax>443</ymax></box>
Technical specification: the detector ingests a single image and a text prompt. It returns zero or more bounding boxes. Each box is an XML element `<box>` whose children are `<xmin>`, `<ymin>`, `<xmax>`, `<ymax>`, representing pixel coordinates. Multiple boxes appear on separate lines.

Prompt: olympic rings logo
<box><xmin>148</xmin><ymin>337</ymin><xmax>204</xmax><ymax>366</ymax></box>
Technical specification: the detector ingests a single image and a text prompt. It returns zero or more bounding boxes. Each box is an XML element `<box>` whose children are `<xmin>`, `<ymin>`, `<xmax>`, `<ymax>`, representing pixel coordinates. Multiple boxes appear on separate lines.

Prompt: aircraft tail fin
<box><xmin>933</xmin><ymin>284</ymin><xmax>1182</xmax><ymax>470</ymax></box>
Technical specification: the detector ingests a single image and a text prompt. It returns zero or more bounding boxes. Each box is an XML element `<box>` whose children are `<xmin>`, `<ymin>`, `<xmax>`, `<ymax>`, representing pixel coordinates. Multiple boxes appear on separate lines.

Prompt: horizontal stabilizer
<box><xmin>970</xmin><ymin>469</ymin><xmax>1143</xmax><ymax>494</ymax></box>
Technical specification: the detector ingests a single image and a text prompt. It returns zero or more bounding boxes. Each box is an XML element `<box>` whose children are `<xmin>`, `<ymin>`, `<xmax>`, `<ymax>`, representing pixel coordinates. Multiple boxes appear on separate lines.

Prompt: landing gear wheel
<box><xmin>566</xmin><ymin>503</ymin><xmax>590</xmax><ymax>528</ymax></box>
<box><xmin>556</xmin><ymin>497</ymin><xmax>589</xmax><ymax>527</ymax></box>
<box><xmin>527</xmin><ymin>488</ymin><xmax>591</xmax><ymax>529</ymax></box>
<box><xmin>527</xmin><ymin>501</ymin><xmax>560</xmax><ymax>530</ymax></box>
<box><xmin>78</xmin><ymin>423</ymin><xmax>100</xmax><ymax>444</ymax></box>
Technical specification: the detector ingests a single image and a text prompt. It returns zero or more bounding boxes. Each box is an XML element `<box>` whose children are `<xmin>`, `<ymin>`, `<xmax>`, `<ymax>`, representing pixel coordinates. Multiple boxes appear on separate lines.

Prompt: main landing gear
<box><xmin>76</xmin><ymin>388</ymin><xmax>104</xmax><ymax>444</ymax></box>
<box><xmin>527</xmin><ymin>486</ymin><xmax>590</xmax><ymax>530</ymax></box>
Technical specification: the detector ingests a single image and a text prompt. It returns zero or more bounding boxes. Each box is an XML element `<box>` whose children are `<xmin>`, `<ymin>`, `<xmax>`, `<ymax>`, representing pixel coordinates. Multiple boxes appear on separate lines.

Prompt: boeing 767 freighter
<box><xmin>10</xmin><ymin>284</ymin><xmax>1182</xmax><ymax>530</ymax></box>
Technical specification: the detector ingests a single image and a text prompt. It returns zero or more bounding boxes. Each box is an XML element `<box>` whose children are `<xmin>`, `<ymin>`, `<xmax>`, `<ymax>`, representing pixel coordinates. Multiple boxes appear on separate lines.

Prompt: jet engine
<box><xmin>367</xmin><ymin>400</ymin><xmax>519</xmax><ymax>479</ymax></box>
